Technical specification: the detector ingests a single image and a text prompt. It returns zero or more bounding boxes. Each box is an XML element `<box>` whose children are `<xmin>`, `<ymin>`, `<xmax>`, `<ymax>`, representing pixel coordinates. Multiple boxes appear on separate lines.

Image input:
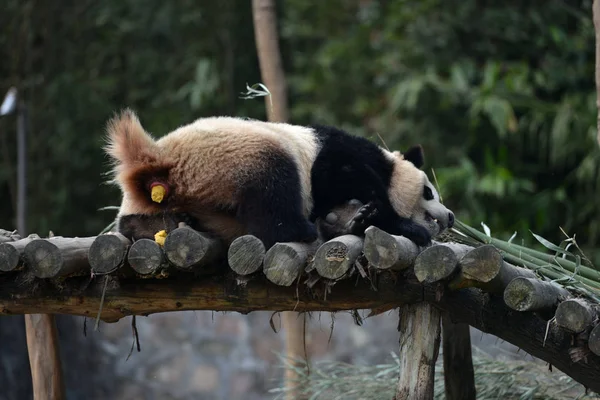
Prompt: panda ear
<box><xmin>403</xmin><ymin>145</ymin><xmax>424</xmax><ymax>168</ymax></box>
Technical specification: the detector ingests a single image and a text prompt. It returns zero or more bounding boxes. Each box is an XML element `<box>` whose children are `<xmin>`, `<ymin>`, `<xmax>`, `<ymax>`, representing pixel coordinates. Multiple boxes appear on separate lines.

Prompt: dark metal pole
<box><xmin>17</xmin><ymin>101</ymin><xmax>26</xmax><ymax>236</ymax></box>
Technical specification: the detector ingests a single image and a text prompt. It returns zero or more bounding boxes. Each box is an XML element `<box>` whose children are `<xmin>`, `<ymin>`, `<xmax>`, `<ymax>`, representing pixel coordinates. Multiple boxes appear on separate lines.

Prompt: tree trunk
<box><xmin>594</xmin><ymin>0</ymin><xmax>600</xmax><ymax>147</ymax></box>
<box><xmin>251</xmin><ymin>1</ymin><xmax>307</xmax><ymax>398</ymax></box>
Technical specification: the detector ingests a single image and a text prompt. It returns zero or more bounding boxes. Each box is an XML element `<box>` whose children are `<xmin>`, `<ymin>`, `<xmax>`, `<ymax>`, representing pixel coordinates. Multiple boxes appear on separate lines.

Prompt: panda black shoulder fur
<box><xmin>105</xmin><ymin>110</ymin><xmax>455</xmax><ymax>249</ymax></box>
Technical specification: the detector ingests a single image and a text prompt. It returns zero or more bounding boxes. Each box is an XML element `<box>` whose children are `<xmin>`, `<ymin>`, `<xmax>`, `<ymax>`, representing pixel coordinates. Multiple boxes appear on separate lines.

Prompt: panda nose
<box><xmin>448</xmin><ymin>212</ymin><xmax>455</xmax><ymax>228</ymax></box>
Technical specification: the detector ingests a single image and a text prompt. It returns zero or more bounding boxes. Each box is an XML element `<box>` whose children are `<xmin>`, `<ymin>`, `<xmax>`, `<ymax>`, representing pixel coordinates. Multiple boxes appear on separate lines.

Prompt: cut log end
<box><xmin>89</xmin><ymin>233</ymin><xmax>131</xmax><ymax>275</ymax></box>
<box><xmin>504</xmin><ymin>277</ymin><xmax>570</xmax><ymax>312</ymax></box>
<box><xmin>363</xmin><ymin>226</ymin><xmax>419</xmax><ymax>271</ymax></box>
<box><xmin>589</xmin><ymin>323</ymin><xmax>600</xmax><ymax>356</ymax></box>
<box><xmin>0</xmin><ymin>242</ymin><xmax>20</xmax><ymax>272</ymax></box>
<box><xmin>24</xmin><ymin>240</ymin><xmax>62</xmax><ymax>279</ymax></box>
<box><xmin>459</xmin><ymin>244</ymin><xmax>503</xmax><ymax>282</ymax></box>
<box><xmin>313</xmin><ymin>235</ymin><xmax>363</xmax><ymax>280</ymax></box>
<box><xmin>263</xmin><ymin>242</ymin><xmax>315</xmax><ymax>286</ymax></box>
<box><xmin>127</xmin><ymin>239</ymin><xmax>165</xmax><ymax>275</ymax></box>
<box><xmin>414</xmin><ymin>245</ymin><xmax>459</xmax><ymax>283</ymax></box>
<box><xmin>228</xmin><ymin>235</ymin><xmax>265</xmax><ymax>275</ymax></box>
<box><xmin>163</xmin><ymin>227</ymin><xmax>223</xmax><ymax>270</ymax></box>
<box><xmin>555</xmin><ymin>298</ymin><xmax>595</xmax><ymax>333</ymax></box>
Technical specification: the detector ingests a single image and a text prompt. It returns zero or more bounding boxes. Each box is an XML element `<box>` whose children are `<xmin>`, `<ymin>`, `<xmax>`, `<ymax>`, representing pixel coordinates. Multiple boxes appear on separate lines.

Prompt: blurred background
<box><xmin>1</xmin><ymin>0</ymin><xmax>599</xmax><ymax>399</ymax></box>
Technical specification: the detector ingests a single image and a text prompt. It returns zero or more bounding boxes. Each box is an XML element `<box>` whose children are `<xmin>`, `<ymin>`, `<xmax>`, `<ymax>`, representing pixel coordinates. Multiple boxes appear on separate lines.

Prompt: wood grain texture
<box><xmin>25</xmin><ymin>314</ymin><xmax>65</xmax><ymax>400</ymax></box>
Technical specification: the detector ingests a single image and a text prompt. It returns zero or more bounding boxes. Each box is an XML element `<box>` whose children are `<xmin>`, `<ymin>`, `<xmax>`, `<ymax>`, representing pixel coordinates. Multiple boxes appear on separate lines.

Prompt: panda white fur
<box><xmin>105</xmin><ymin>109</ymin><xmax>455</xmax><ymax>249</ymax></box>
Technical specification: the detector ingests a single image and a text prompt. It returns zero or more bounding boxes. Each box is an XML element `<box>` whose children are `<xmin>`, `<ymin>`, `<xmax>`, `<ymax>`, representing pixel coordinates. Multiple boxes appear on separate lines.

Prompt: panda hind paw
<box><xmin>347</xmin><ymin>202</ymin><xmax>379</xmax><ymax>235</ymax></box>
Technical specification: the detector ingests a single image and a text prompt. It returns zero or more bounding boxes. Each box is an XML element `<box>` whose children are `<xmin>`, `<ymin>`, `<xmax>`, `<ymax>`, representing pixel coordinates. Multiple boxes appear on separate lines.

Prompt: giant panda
<box><xmin>105</xmin><ymin>109</ymin><xmax>454</xmax><ymax>249</ymax></box>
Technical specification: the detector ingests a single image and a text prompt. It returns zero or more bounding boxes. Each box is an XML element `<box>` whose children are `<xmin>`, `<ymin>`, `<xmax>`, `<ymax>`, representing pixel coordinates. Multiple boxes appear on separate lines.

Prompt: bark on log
<box><xmin>25</xmin><ymin>314</ymin><xmax>65</xmax><ymax>400</ymax></box>
<box><xmin>555</xmin><ymin>298</ymin><xmax>597</xmax><ymax>334</ymax></box>
<box><xmin>442</xmin><ymin>315</ymin><xmax>476</xmax><ymax>400</ymax></box>
<box><xmin>363</xmin><ymin>226</ymin><xmax>419</xmax><ymax>270</ymax></box>
<box><xmin>394</xmin><ymin>302</ymin><xmax>441</xmax><ymax>400</ymax></box>
<box><xmin>88</xmin><ymin>233</ymin><xmax>131</xmax><ymax>275</ymax></box>
<box><xmin>449</xmin><ymin>244</ymin><xmax>537</xmax><ymax>293</ymax></box>
<box><xmin>313</xmin><ymin>235</ymin><xmax>363</xmax><ymax>280</ymax></box>
<box><xmin>263</xmin><ymin>242</ymin><xmax>318</xmax><ymax>286</ymax></box>
<box><xmin>589</xmin><ymin>323</ymin><xmax>600</xmax><ymax>356</ymax></box>
<box><xmin>228</xmin><ymin>235</ymin><xmax>265</xmax><ymax>276</ymax></box>
<box><xmin>414</xmin><ymin>245</ymin><xmax>459</xmax><ymax>284</ymax></box>
<box><xmin>0</xmin><ymin>234</ymin><xmax>40</xmax><ymax>272</ymax></box>
<box><xmin>163</xmin><ymin>227</ymin><xmax>224</xmax><ymax>271</ymax></box>
<box><xmin>504</xmin><ymin>277</ymin><xmax>571</xmax><ymax>312</ymax></box>
<box><xmin>3</xmin><ymin>275</ymin><xmax>600</xmax><ymax>391</ymax></box>
<box><xmin>24</xmin><ymin>237</ymin><xmax>96</xmax><ymax>278</ymax></box>
<box><xmin>127</xmin><ymin>239</ymin><xmax>166</xmax><ymax>276</ymax></box>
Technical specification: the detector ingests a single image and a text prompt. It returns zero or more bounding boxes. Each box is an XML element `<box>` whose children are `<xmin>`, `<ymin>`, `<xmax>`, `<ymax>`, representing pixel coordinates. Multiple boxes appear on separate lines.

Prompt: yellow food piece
<box><xmin>154</xmin><ymin>230</ymin><xmax>167</xmax><ymax>246</ymax></box>
<box><xmin>151</xmin><ymin>185</ymin><xmax>166</xmax><ymax>203</ymax></box>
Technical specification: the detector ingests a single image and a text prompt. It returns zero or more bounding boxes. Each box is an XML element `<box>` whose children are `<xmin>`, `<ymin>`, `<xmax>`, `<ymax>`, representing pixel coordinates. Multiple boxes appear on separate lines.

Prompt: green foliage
<box><xmin>270</xmin><ymin>348</ymin><xmax>599</xmax><ymax>400</ymax></box>
<box><xmin>0</xmin><ymin>0</ymin><xmax>599</xmax><ymax>267</ymax></box>
<box><xmin>281</xmin><ymin>0</ymin><xmax>600</xmax><ymax>263</ymax></box>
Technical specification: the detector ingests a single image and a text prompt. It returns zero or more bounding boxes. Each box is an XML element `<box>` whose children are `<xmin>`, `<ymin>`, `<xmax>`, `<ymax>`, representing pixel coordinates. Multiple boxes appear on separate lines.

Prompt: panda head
<box><xmin>388</xmin><ymin>145</ymin><xmax>455</xmax><ymax>238</ymax></box>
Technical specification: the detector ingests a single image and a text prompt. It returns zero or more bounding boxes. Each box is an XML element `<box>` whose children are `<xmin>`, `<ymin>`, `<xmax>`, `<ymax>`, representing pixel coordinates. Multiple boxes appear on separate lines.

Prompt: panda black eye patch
<box><xmin>423</xmin><ymin>186</ymin><xmax>434</xmax><ymax>200</ymax></box>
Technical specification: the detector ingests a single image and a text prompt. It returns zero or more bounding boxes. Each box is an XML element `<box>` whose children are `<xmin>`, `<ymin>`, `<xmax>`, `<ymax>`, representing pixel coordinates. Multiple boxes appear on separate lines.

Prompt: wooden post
<box><xmin>442</xmin><ymin>315</ymin><xmax>476</xmax><ymax>400</ymax></box>
<box><xmin>394</xmin><ymin>303</ymin><xmax>441</xmax><ymax>400</ymax></box>
<box><xmin>251</xmin><ymin>0</ymin><xmax>308</xmax><ymax>397</ymax></box>
<box><xmin>24</xmin><ymin>314</ymin><xmax>65</xmax><ymax>400</ymax></box>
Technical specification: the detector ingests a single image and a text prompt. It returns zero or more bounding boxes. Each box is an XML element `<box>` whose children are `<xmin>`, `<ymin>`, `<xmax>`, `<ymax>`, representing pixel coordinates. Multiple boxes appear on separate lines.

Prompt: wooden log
<box><xmin>555</xmin><ymin>298</ymin><xmax>597</xmax><ymax>333</ymax></box>
<box><xmin>0</xmin><ymin>234</ymin><xmax>40</xmax><ymax>272</ymax></box>
<box><xmin>442</xmin><ymin>315</ymin><xmax>476</xmax><ymax>400</ymax></box>
<box><xmin>313</xmin><ymin>235</ymin><xmax>363</xmax><ymax>280</ymax></box>
<box><xmin>24</xmin><ymin>237</ymin><xmax>96</xmax><ymax>278</ymax></box>
<box><xmin>449</xmin><ymin>244</ymin><xmax>537</xmax><ymax>293</ymax></box>
<box><xmin>3</xmin><ymin>276</ymin><xmax>600</xmax><ymax>391</ymax></box>
<box><xmin>163</xmin><ymin>227</ymin><xmax>224</xmax><ymax>271</ymax></box>
<box><xmin>263</xmin><ymin>241</ymin><xmax>318</xmax><ymax>286</ymax></box>
<box><xmin>228</xmin><ymin>235</ymin><xmax>265</xmax><ymax>275</ymax></box>
<box><xmin>395</xmin><ymin>302</ymin><xmax>441</xmax><ymax>400</ymax></box>
<box><xmin>589</xmin><ymin>323</ymin><xmax>600</xmax><ymax>356</ymax></box>
<box><xmin>88</xmin><ymin>233</ymin><xmax>131</xmax><ymax>275</ymax></box>
<box><xmin>363</xmin><ymin>226</ymin><xmax>419</xmax><ymax>271</ymax></box>
<box><xmin>363</xmin><ymin>226</ymin><xmax>471</xmax><ymax>272</ymax></box>
<box><xmin>127</xmin><ymin>239</ymin><xmax>166</xmax><ymax>275</ymax></box>
<box><xmin>504</xmin><ymin>277</ymin><xmax>571</xmax><ymax>312</ymax></box>
<box><xmin>414</xmin><ymin>245</ymin><xmax>459</xmax><ymax>284</ymax></box>
<box><xmin>25</xmin><ymin>314</ymin><xmax>65</xmax><ymax>400</ymax></box>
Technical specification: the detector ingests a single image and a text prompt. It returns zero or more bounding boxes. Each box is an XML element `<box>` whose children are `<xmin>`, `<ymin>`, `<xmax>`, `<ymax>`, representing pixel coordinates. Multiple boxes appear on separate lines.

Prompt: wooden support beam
<box><xmin>442</xmin><ymin>315</ymin><xmax>476</xmax><ymax>400</ymax></box>
<box><xmin>25</xmin><ymin>314</ymin><xmax>65</xmax><ymax>400</ymax></box>
<box><xmin>2</xmin><ymin>273</ymin><xmax>600</xmax><ymax>390</ymax></box>
<box><xmin>394</xmin><ymin>302</ymin><xmax>441</xmax><ymax>400</ymax></box>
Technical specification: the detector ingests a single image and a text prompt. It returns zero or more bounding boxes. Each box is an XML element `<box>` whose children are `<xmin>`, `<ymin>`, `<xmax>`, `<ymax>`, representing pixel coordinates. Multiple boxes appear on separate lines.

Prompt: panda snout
<box><xmin>448</xmin><ymin>212</ymin><xmax>455</xmax><ymax>228</ymax></box>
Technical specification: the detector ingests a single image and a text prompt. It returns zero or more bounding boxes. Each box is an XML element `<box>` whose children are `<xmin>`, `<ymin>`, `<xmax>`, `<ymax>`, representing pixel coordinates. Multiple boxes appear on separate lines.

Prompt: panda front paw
<box><xmin>348</xmin><ymin>202</ymin><xmax>379</xmax><ymax>235</ymax></box>
<box><xmin>409</xmin><ymin>226</ymin><xmax>432</xmax><ymax>247</ymax></box>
